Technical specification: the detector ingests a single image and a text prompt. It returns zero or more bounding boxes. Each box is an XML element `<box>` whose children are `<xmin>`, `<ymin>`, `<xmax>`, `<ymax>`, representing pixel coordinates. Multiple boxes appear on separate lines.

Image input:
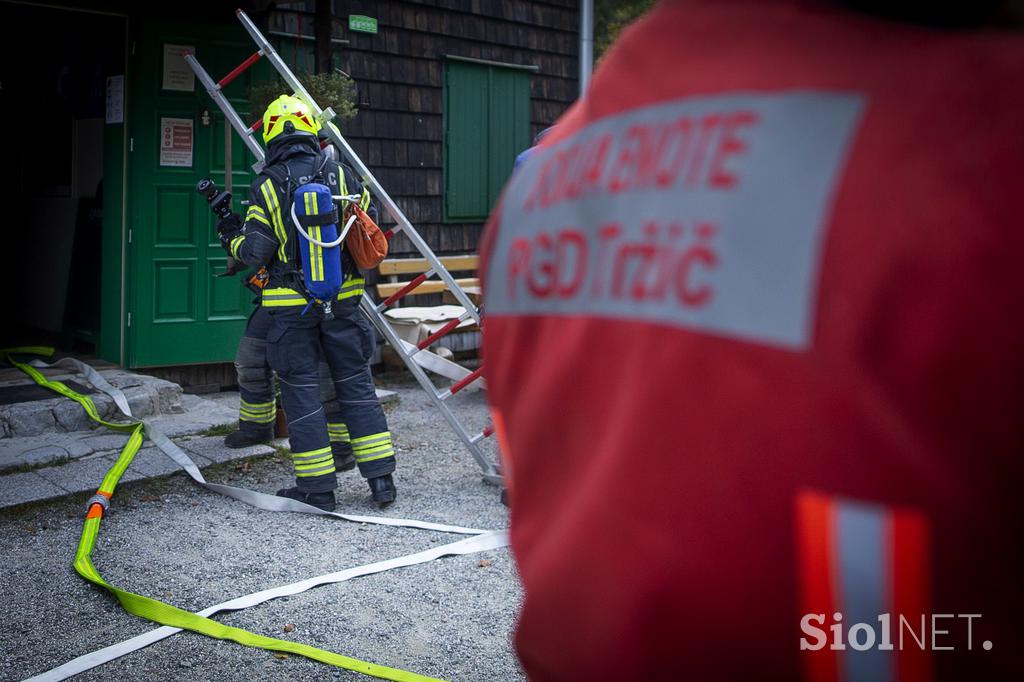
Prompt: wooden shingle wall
<box><xmin>335</xmin><ymin>0</ymin><xmax>579</xmax><ymax>255</ymax></box>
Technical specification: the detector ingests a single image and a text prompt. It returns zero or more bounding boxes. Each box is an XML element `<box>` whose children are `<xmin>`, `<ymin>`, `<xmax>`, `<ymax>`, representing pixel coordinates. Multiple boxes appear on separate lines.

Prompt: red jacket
<box><xmin>482</xmin><ymin>1</ymin><xmax>1024</xmax><ymax>680</ymax></box>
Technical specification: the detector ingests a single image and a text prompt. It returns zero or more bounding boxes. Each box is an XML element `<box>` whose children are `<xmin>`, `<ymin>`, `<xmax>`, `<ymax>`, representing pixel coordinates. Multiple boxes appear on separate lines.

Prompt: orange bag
<box><xmin>343</xmin><ymin>203</ymin><xmax>388</xmax><ymax>270</ymax></box>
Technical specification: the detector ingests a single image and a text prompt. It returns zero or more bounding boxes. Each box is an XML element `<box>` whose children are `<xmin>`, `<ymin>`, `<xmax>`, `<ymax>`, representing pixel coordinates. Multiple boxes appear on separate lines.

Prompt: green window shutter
<box><xmin>445</xmin><ymin>61</ymin><xmax>490</xmax><ymax>220</ymax></box>
<box><xmin>445</xmin><ymin>59</ymin><xmax>531</xmax><ymax>222</ymax></box>
<box><xmin>487</xmin><ymin>66</ymin><xmax>531</xmax><ymax>204</ymax></box>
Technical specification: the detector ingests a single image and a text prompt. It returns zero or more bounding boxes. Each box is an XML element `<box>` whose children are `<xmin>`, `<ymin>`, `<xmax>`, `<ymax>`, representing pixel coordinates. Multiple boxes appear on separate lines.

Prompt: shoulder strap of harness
<box><xmin>259</xmin><ymin>163</ymin><xmax>303</xmax><ymax>289</ymax></box>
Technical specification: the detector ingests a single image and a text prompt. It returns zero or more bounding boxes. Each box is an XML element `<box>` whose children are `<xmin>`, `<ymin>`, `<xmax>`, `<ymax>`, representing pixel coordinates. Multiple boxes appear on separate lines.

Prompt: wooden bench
<box><xmin>374</xmin><ymin>254</ymin><xmax>481</xmax><ymax>362</ymax></box>
<box><xmin>375</xmin><ymin>254</ymin><xmax>480</xmax><ymax>306</ymax></box>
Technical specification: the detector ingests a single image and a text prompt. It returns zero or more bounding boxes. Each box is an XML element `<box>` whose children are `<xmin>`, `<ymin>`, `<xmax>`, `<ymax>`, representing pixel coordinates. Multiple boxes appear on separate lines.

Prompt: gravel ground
<box><xmin>0</xmin><ymin>375</ymin><xmax>522</xmax><ymax>682</ymax></box>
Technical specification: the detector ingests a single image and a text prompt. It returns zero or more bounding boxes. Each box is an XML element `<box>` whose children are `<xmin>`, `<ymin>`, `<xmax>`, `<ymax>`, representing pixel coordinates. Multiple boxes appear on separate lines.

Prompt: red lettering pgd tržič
<box><xmin>507</xmin><ymin>220</ymin><xmax>720</xmax><ymax>309</ymax></box>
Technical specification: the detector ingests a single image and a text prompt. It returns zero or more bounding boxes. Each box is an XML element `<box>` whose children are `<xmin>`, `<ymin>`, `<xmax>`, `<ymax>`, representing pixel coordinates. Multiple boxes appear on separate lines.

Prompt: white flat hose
<box><xmin>24</xmin><ymin>532</ymin><xmax>507</xmax><ymax>682</ymax></box>
<box><xmin>28</xmin><ymin>357</ymin><xmax>489</xmax><ymax>536</ymax></box>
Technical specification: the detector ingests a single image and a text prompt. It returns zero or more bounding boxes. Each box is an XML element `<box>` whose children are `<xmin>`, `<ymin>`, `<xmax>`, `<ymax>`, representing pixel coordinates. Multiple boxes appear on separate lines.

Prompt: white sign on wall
<box><xmin>162</xmin><ymin>44</ymin><xmax>196</xmax><ymax>92</ymax></box>
<box><xmin>105</xmin><ymin>75</ymin><xmax>124</xmax><ymax>124</ymax></box>
<box><xmin>159</xmin><ymin>117</ymin><xmax>194</xmax><ymax>167</ymax></box>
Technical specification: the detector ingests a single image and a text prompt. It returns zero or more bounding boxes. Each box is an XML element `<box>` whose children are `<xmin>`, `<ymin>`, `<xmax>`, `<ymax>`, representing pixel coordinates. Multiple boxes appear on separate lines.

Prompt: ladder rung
<box><xmin>250</xmin><ymin>118</ymin><xmax>263</xmax><ymax>132</ymax></box>
<box><xmin>450</xmin><ymin>367</ymin><xmax>484</xmax><ymax>396</ymax></box>
<box><xmin>218</xmin><ymin>51</ymin><xmax>263</xmax><ymax>89</ymax></box>
<box><xmin>416</xmin><ymin>317</ymin><xmax>464</xmax><ymax>350</ymax></box>
<box><xmin>381</xmin><ymin>271</ymin><xmax>430</xmax><ymax>308</ymax></box>
<box><xmin>470</xmin><ymin>425</ymin><xmax>495</xmax><ymax>444</ymax></box>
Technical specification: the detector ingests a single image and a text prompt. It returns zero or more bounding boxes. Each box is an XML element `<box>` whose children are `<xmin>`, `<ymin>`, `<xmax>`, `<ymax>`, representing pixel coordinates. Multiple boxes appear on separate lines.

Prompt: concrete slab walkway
<box><xmin>0</xmin><ymin>376</ymin><xmax>397</xmax><ymax>510</ymax></box>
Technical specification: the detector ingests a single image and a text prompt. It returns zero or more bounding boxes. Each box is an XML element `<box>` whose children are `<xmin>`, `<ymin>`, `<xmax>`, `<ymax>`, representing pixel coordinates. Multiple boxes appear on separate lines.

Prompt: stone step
<box><xmin>0</xmin><ymin>387</ymin><xmax>400</xmax><ymax>474</ymax></box>
<box><xmin>0</xmin><ymin>370</ymin><xmax>184</xmax><ymax>439</ymax></box>
<box><xmin>0</xmin><ymin>391</ymin><xmax>238</xmax><ymax>473</ymax></box>
<box><xmin>0</xmin><ymin>387</ymin><xmax>403</xmax><ymax>509</ymax></box>
<box><xmin>0</xmin><ymin>435</ymin><xmax>278</xmax><ymax>509</ymax></box>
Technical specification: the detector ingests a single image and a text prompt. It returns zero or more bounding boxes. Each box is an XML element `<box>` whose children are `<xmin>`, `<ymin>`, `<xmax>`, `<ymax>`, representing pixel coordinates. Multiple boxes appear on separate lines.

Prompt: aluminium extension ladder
<box><xmin>184</xmin><ymin>10</ymin><xmax>500</xmax><ymax>485</ymax></box>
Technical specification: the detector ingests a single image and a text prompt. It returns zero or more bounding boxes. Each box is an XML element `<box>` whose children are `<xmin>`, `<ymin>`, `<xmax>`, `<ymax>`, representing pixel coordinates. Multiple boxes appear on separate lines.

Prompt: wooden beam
<box><xmin>376</xmin><ymin>277</ymin><xmax>480</xmax><ymax>298</ymax></box>
<box><xmin>378</xmin><ymin>255</ymin><xmax>479</xmax><ymax>276</ymax></box>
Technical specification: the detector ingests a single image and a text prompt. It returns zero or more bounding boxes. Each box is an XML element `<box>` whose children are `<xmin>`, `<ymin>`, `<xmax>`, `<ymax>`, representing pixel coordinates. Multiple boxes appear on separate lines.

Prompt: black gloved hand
<box><xmin>217</xmin><ymin>213</ymin><xmax>243</xmax><ymax>254</ymax></box>
<box><xmin>216</xmin><ymin>212</ymin><xmax>242</xmax><ymax>236</ymax></box>
<box><xmin>219</xmin><ymin>228</ymin><xmax>242</xmax><ymax>252</ymax></box>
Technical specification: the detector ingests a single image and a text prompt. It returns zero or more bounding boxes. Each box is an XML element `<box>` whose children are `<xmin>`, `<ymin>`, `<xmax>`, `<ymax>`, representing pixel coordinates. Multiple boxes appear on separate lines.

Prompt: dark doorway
<box><xmin>1</xmin><ymin>3</ymin><xmax>126</xmax><ymax>353</ymax></box>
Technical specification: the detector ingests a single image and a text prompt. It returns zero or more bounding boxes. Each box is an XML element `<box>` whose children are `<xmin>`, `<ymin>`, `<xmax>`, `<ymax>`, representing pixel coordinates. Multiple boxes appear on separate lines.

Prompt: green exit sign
<box><xmin>349</xmin><ymin>15</ymin><xmax>378</xmax><ymax>34</ymax></box>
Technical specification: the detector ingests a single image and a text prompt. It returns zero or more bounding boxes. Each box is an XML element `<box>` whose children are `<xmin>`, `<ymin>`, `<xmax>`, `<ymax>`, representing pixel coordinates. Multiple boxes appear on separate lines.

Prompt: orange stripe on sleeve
<box><xmin>796</xmin><ymin>491</ymin><xmax>840</xmax><ymax>682</ymax></box>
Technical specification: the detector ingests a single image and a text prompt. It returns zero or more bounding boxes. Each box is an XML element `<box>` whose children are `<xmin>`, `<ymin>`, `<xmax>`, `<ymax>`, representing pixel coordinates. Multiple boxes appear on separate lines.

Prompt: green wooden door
<box><xmin>127</xmin><ymin>21</ymin><xmax>266</xmax><ymax>367</ymax></box>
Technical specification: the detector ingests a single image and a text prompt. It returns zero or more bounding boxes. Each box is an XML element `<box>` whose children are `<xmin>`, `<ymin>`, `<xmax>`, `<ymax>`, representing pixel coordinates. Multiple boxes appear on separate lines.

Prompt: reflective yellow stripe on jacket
<box><xmin>260</xmin><ymin>179</ymin><xmax>288</xmax><ymax>262</ymax></box>
<box><xmin>229</xmin><ymin>234</ymin><xmax>245</xmax><ymax>259</ymax></box>
<box><xmin>337</xmin><ymin>277</ymin><xmax>366</xmax><ymax>300</ymax></box>
<box><xmin>261</xmin><ymin>279</ymin><xmax>365</xmax><ymax>307</ymax></box>
<box><xmin>261</xmin><ymin>287</ymin><xmax>307</xmax><ymax>307</ymax></box>
<box><xmin>246</xmin><ymin>205</ymin><xmax>270</xmax><ymax>227</ymax></box>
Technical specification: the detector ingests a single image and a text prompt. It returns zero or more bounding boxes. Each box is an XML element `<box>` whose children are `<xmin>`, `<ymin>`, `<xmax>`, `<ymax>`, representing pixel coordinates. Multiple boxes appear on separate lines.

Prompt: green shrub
<box><xmin>248</xmin><ymin>71</ymin><xmax>358</xmax><ymax>123</ymax></box>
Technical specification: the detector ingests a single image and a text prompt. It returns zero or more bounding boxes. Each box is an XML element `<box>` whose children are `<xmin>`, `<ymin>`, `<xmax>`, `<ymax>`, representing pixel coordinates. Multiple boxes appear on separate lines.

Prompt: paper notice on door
<box><xmin>159</xmin><ymin>117</ymin><xmax>194</xmax><ymax>167</ymax></box>
<box><xmin>105</xmin><ymin>75</ymin><xmax>124</xmax><ymax>124</ymax></box>
<box><xmin>162</xmin><ymin>44</ymin><xmax>196</xmax><ymax>91</ymax></box>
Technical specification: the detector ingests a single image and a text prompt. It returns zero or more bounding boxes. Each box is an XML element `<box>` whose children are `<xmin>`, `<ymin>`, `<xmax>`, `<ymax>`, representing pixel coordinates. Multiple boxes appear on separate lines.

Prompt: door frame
<box><xmin>103</xmin><ymin>11</ymin><xmax>130</xmax><ymax>367</ymax></box>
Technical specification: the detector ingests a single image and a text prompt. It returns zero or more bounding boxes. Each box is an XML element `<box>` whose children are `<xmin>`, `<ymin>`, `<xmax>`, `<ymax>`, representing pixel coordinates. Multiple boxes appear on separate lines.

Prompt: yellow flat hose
<box><xmin>2</xmin><ymin>347</ymin><xmax>444</xmax><ymax>682</ymax></box>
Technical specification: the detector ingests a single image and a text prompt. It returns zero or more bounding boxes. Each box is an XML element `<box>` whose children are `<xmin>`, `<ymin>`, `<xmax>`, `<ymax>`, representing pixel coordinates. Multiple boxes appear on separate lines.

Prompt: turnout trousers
<box><xmin>234</xmin><ymin>307</ymin><xmax>353</xmax><ymax>449</ymax></box>
<box><xmin>265</xmin><ymin>300</ymin><xmax>396</xmax><ymax>492</ymax></box>
<box><xmin>233</xmin><ymin>307</ymin><xmax>277</xmax><ymax>433</ymax></box>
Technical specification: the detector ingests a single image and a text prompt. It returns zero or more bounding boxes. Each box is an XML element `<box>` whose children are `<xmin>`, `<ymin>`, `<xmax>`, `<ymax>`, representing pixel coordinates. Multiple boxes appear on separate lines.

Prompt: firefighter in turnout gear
<box><xmin>217</xmin><ymin>95</ymin><xmax>397</xmax><ymax>510</ymax></box>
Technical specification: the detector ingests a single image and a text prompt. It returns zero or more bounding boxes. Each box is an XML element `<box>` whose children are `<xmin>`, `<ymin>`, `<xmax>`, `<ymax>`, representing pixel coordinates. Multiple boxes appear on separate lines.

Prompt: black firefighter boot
<box><xmin>331</xmin><ymin>441</ymin><xmax>356</xmax><ymax>472</ymax></box>
<box><xmin>367</xmin><ymin>474</ymin><xmax>397</xmax><ymax>507</ymax></box>
<box><xmin>276</xmin><ymin>486</ymin><xmax>336</xmax><ymax>512</ymax></box>
<box><xmin>224</xmin><ymin>421</ymin><xmax>274</xmax><ymax>449</ymax></box>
